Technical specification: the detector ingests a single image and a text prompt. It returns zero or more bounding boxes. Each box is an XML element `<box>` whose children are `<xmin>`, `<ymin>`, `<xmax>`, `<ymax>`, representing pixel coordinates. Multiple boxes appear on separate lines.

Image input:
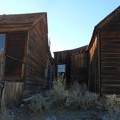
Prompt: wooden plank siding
<box><xmin>99</xmin><ymin>12</ymin><xmax>120</xmax><ymax>95</ymax></box>
<box><xmin>24</xmin><ymin>15</ymin><xmax>50</xmax><ymax>96</ymax></box>
<box><xmin>54</xmin><ymin>51</ymin><xmax>70</xmax><ymax>84</ymax></box>
<box><xmin>70</xmin><ymin>49</ymin><xmax>88</xmax><ymax>84</ymax></box>
<box><xmin>4</xmin><ymin>32</ymin><xmax>27</xmax><ymax>80</ymax></box>
<box><xmin>0</xmin><ymin>12</ymin><xmax>53</xmax><ymax>107</ymax></box>
<box><xmin>54</xmin><ymin>46</ymin><xmax>88</xmax><ymax>85</ymax></box>
<box><xmin>1</xmin><ymin>82</ymin><xmax>24</xmax><ymax>107</ymax></box>
<box><xmin>0</xmin><ymin>31</ymin><xmax>27</xmax><ymax>107</ymax></box>
<box><xmin>88</xmin><ymin>36</ymin><xmax>100</xmax><ymax>94</ymax></box>
<box><xmin>100</xmin><ymin>32</ymin><xmax>120</xmax><ymax>95</ymax></box>
<box><xmin>87</xmin><ymin>6</ymin><xmax>120</xmax><ymax>96</ymax></box>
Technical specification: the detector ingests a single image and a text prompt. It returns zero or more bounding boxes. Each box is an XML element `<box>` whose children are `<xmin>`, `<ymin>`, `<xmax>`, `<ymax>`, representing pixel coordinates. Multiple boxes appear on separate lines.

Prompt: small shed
<box><xmin>0</xmin><ymin>12</ymin><xmax>53</xmax><ymax>107</ymax></box>
<box><xmin>87</xmin><ymin>6</ymin><xmax>120</xmax><ymax>96</ymax></box>
<box><xmin>54</xmin><ymin>45</ymin><xmax>88</xmax><ymax>85</ymax></box>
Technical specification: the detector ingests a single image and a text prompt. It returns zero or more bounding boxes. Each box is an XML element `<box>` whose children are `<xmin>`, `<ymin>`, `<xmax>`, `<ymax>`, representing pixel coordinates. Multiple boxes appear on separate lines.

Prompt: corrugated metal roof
<box><xmin>0</xmin><ymin>12</ymin><xmax>46</xmax><ymax>24</ymax></box>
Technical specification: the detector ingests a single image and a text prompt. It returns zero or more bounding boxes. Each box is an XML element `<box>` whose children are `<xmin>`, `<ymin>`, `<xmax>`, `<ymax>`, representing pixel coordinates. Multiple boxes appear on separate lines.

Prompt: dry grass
<box><xmin>106</xmin><ymin>94</ymin><xmax>120</xmax><ymax>107</ymax></box>
<box><xmin>105</xmin><ymin>94</ymin><xmax>120</xmax><ymax>120</ymax></box>
<box><xmin>65</xmin><ymin>82</ymin><xmax>99</xmax><ymax>110</ymax></box>
<box><xmin>49</xmin><ymin>76</ymin><xmax>68</xmax><ymax>106</ymax></box>
<box><xmin>28</xmin><ymin>93</ymin><xmax>51</xmax><ymax>114</ymax></box>
<box><xmin>29</xmin><ymin>77</ymin><xmax>102</xmax><ymax>115</ymax></box>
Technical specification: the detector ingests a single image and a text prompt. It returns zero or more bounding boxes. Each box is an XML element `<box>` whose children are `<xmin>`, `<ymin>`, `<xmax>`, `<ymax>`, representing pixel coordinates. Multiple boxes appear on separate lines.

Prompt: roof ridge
<box><xmin>0</xmin><ymin>12</ymin><xmax>47</xmax><ymax>16</ymax></box>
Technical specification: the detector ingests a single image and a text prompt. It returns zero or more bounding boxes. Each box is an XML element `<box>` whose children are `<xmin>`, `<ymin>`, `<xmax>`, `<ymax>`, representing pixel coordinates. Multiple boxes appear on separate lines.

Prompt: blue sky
<box><xmin>0</xmin><ymin>1</ymin><xmax>120</xmax><ymax>56</ymax></box>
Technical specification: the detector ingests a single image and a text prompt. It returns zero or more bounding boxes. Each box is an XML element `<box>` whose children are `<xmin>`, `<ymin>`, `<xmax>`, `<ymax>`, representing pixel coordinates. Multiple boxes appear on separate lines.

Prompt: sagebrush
<box><xmin>65</xmin><ymin>82</ymin><xmax>99</xmax><ymax>110</ymax></box>
<box><xmin>105</xmin><ymin>94</ymin><xmax>120</xmax><ymax>120</ymax></box>
<box><xmin>29</xmin><ymin>93</ymin><xmax>51</xmax><ymax>114</ymax></box>
<box><xmin>49</xmin><ymin>76</ymin><xmax>68</xmax><ymax>106</ymax></box>
<box><xmin>29</xmin><ymin>77</ymin><xmax>101</xmax><ymax>113</ymax></box>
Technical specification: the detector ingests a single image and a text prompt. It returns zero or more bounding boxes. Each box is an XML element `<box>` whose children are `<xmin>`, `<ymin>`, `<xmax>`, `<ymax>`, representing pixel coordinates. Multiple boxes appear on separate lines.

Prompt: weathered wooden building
<box><xmin>87</xmin><ymin>6</ymin><xmax>120</xmax><ymax>96</ymax></box>
<box><xmin>0</xmin><ymin>12</ymin><xmax>53</xmax><ymax>107</ymax></box>
<box><xmin>54</xmin><ymin>46</ymin><xmax>88</xmax><ymax>85</ymax></box>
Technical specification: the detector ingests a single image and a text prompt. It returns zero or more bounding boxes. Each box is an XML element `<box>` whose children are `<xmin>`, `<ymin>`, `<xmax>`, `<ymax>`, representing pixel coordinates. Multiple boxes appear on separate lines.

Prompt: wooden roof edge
<box><xmin>95</xmin><ymin>6</ymin><xmax>120</xmax><ymax>30</ymax></box>
<box><xmin>86</xmin><ymin>5</ymin><xmax>120</xmax><ymax>51</ymax></box>
<box><xmin>29</xmin><ymin>12</ymin><xmax>48</xmax><ymax>33</ymax></box>
<box><xmin>2</xmin><ymin>12</ymin><xmax>47</xmax><ymax>16</ymax></box>
<box><xmin>70</xmin><ymin>45</ymin><xmax>88</xmax><ymax>52</ymax></box>
<box><xmin>86</xmin><ymin>28</ymin><xmax>97</xmax><ymax>51</ymax></box>
<box><xmin>31</xmin><ymin>12</ymin><xmax>47</xmax><ymax>26</ymax></box>
<box><xmin>45</xmin><ymin>13</ymin><xmax>48</xmax><ymax>33</ymax></box>
<box><xmin>54</xmin><ymin>45</ymin><xmax>88</xmax><ymax>54</ymax></box>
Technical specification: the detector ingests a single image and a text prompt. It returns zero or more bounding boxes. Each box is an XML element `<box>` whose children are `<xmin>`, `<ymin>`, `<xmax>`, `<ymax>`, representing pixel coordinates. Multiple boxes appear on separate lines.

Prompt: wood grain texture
<box><xmin>24</xmin><ymin>15</ymin><xmax>51</xmax><ymax>96</ymax></box>
<box><xmin>1</xmin><ymin>82</ymin><xmax>24</xmax><ymax>107</ymax></box>
<box><xmin>54</xmin><ymin>46</ymin><xmax>88</xmax><ymax>84</ymax></box>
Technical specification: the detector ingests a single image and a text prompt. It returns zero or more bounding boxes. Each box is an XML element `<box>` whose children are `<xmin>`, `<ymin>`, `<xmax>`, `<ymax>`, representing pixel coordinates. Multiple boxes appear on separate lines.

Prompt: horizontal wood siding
<box><xmin>85</xmin><ymin>7</ymin><xmax>120</xmax><ymax>95</ymax></box>
<box><xmin>100</xmin><ymin>31</ymin><xmax>120</xmax><ymax>95</ymax></box>
<box><xmin>1</xmin><ymin>82</ymin><xmax>24</xmax><ymax>107</ymax></box>
<box><xmin>0</xmin><ymin>24</ymin><xmax>30</xmax><ymax>32</ymax></box>
<box><xmin>24</xmin><ymin>16</ymin><xmax>50</xmax><ymax>96</ymax></box>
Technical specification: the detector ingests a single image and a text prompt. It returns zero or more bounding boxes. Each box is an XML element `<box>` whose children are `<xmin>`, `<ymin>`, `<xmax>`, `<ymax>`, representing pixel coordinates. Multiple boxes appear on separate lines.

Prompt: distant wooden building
<box><xmin>54</xmin><ymin>46</ymin><xmax>88</xmax><ymax>85</ymax></box>
<box><xmin>0</xmin><ymin>12</ymin><xmax>53</xmax><ymax>107</ymax></box>
<box><xmin>87</xmin><ymin>6</ymin><xmax>120</xmax><ymax>96</ymax></box>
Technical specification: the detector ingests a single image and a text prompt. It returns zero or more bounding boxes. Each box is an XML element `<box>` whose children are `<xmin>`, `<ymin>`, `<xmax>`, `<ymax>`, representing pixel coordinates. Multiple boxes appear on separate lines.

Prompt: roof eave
<box><xmin>86</xmin><ymin>6</ymin><xmax>120</xmax><ymax>51</ymax></box>
<box><xmin>31</xmin><ymin>12</ymin><xmax>47</xmax><ymax>28</ymax></box>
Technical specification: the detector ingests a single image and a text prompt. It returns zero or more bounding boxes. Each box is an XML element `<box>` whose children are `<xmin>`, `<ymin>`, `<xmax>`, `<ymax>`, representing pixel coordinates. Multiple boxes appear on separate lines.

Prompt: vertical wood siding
<box><xmin>54</xmin><ymin>51</ymin><xmax>70</xmax><ymax>83</ymax></box>
<box><xmin>54</xmin><ymin>46</ymin><xmax>88</xmax><ymax>84</ymax></box>
<box><xmin>70</xmin><ymin>50</ymin><xmax>88</xmax><ymax>83</ymax></box>
<box><xmin>1</xmin><ymin>82</ymin><xmax>24</xmax><ymax>107</ymax></box>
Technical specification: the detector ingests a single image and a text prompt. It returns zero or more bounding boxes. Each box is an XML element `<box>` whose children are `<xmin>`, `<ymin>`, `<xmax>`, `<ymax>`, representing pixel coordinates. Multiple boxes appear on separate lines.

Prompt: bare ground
<box><xmin>12</xmin><ymin>104</ymin><xmax>107</xmax><ymax>120</ymax></box>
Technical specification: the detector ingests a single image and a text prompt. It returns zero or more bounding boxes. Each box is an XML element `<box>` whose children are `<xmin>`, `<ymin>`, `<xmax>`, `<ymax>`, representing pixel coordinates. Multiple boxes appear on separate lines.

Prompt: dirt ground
<box><xmin>12</xmin><ymin>104</ymin><xmax>107</xmax><ymax>120</ymax></box>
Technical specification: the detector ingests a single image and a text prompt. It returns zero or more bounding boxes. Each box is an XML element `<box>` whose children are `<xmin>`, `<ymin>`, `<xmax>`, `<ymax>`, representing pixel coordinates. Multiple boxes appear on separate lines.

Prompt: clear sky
<box><xmin>0</xmin><ymin>1</ymin><xmax>120</xmax><ymax>56</ymax></box>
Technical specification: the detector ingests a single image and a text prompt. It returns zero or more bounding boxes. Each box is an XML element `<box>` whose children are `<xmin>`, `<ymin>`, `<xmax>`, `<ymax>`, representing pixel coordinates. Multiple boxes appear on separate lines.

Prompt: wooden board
<box><xmin>1</xmin><ymin>82</ymin><xmax>24</xmax><ymax>107</ymax></box>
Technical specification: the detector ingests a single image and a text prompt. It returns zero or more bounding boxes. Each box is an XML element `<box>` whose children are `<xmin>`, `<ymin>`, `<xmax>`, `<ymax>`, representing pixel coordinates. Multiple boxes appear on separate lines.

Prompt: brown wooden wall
<box><xmin>54</xmin><ymin>46</ymin><xmax>88</xmax><ymax>85</ymax></box>
<box><xmin>99</xmin><ymin>12</ymin><xmax>120</xmax><ymax>95</ymax></box>
<box><xmin>0</xmin><ymin>31</ymin><xmax>27</xmax><ymax>107</ymax></box>
<box><xmin>4</xmin><ymin>32</ymin><xmax>27</xmax><ymax>80</ymax></box>
<box><xmin>54</xmin><ymin>51</ymin><xmax>70</xmax><ymax>83</ymax></box>
<box><xmin>88</xmin><ymin>36</ymin><xmax>100</xmax><ymax>94</ymax></box>
<box><xmin>88</xmin><ymin>13</ymin><xmax>120</xmax><ymax>96</ymax></box>
<box><xmin>0</xmin><ymin>13</ymin><xmax>52</xmax><ymax>107</ymax></box>
<box><xmin>70</xmin><ymin>48</ymin><xmax>88</xmax><ymax>84</ymax></box>
<box><xmin>100</xmin><ymin>31</ymin><xmax>120</xmax><ymax>95</ymax></box>
<box><xmin>88</xmin><ymin>31</ymin><xmax>120</xmax><ymax>95</ymax></box>
<box><xmin>1</xmin><ymin>82</ymin><xmax>24</xmax><ymax>107</ymax></box>
<box><xmin>24</xmin><ymin>16</ymin><xmax>51</xmax><ymax>96</ymax></box>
